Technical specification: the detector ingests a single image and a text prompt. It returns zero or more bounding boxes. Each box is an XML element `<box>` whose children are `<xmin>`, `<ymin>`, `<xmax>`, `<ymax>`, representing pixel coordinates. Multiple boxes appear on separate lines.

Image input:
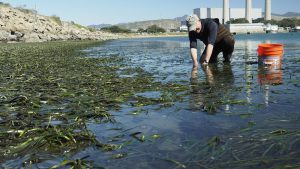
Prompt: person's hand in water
<box><xmin>202</xmin><ymin>59</ymin><xmax>208</xmax><ymax>65</ymax></box>
<box><xmin>191</xmin><ymin>67</ymin><xmax>198</xmax><ymax>79</ymax></box>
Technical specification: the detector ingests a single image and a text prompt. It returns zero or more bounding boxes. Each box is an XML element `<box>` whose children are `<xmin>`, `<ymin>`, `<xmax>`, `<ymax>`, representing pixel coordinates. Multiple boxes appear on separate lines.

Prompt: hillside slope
<box><xmin>0</xmin><ymin>4</ymin><xmax>120</xmax><ymax>43</ymax></box>
<box><xmin>261</xmin><ymin>12</ymin><xmax>300</xmax><ymax>21</ymax></box>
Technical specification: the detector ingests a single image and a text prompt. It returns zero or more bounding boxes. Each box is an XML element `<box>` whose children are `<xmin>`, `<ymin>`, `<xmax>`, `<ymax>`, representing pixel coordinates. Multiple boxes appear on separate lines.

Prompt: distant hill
<box><xmin>117</xmin><ymin>19</ymin><xmax>181</xmax><ymax>32</ymax></box>
<box><xmin>174</xmin><ymin>15</ymin><xmax>189</xmax><ymax>22</ymax></box>
<box><xmin>89</xmin><ymin>12</ymin><xmax>300</xmax><ymax>31</ymax></box>
<box><xmin>89</xmin><ymin>24</ymin><xmax>112</xmax><ymax>29</ymax></box>
<box><xmin>89</xmin><ymin>15</ymin><xmax>188</xmax><ymax>32</ymax></box>
<box><xmin>262</xmin><ymin>12</ymin><xmax>300</xmax><ymax>20</ymax></box>
<box><xmin>281</xmin><ymin>12</ymin><xmax>300</xmax><ymax>17</ymax></box>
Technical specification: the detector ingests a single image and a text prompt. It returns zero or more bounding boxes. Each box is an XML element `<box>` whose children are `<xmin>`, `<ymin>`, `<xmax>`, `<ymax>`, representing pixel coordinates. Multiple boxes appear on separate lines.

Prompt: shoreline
<box><xmin>2</xmin><ymin>31</ymin><xmax>297</xmax><ymax>44</ymax></box>
<box><xmin>0</xmin><ymin>32</ymin><xmax>188</xmax><ymax>44</ymax></box>
<box><xmin>5</xmin><ymin>31</ymin><xmax>297</xmax><ymax>44</ymax></box>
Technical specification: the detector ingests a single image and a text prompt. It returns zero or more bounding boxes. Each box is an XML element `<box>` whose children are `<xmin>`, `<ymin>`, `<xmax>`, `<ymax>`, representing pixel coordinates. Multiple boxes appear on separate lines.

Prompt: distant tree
<box><xmin>278</xmin><ymin>18</ymin><xmax>299</xmax><ymax>27</ymax></box>
<box><xmin>227</xmin><ymin>18</ymin><xmax>249</xmax><ymax>24</ymax></box>
<box><xmin>137</xmin><ymin>28</ymin><xmax>146</xmax><ymax>33</ymax></box>
<box><xmin>101</xmin><ymin>26</ymin><xmax>131</xmax><ymax>33</ymax></box>
<box><xmin>235</xmin><ymin>17</ymin><xmax>300</xmax><ymax>28</ymax></box>
<box><xmin>146</xmin><ymin>25</ymin><xmax>166</xmax><ymax>33</ymax></box>
<box><xmin>265</xmin><ymin>19</ymin><xmax>279</xmax><ymax>25</ymax></box>
<box><xmin>170</xmin><ymin>29</ymin><xmax>178</xmax><ymax>32</ymax></box>
<box><xmin>252</xmin><ymin>18</ymin><xmax>278</xmax><ymax>25</ymax></box>
<box><xmin>253</xmin><ymin>18</ymin><xmax>265</xmax><ymax>23</ymax></box>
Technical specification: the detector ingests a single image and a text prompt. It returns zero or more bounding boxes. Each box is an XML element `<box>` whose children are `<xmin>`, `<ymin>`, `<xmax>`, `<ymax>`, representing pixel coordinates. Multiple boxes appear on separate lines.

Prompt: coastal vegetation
<box><xmin>101</xmin><ymin>26</ymin><xmax>131</xmax><ymax>33</ymax></box>
<box><xmin>50</xmin><ymin>15</ymin><xmax>63</xmax><ymax>26</ymax></box>
<box><xmin>116</xmin><ymin>19</ymin><xmax>179</xmax><ymax>33</ymax></box>
<box><xmin>254</xmin><ymin>18</ymin><xmax>300</xmax><ymax>27</ymax></box>
<box><xmin>143</xmin><ymin>25</ymin><xmax>166</xmax><ymax>33</ymax></box>
<box><xmin>102</xmin><ymin>25</ymin><xmax>166</xmax><ymax>34</ymax></box>
<box><xmin>265</xmin><ymin>18</ymin><xmax>300</xmax><ymax>27</ymax></box>
<box><xmin>227</xmin><ymin>17</ymin><xmax>300</xmax><ymax>28</ymax></box>
<box><xmin>71</xmin><ymin>21</ymin><xmax>96</xmax><ymax>32</ymax></box>
<box><xmin>0</xmin><ymin>40</ymin><xmax>188</xmax><ymax>168</ymax></box>
<box><xmin>137</xmin><ymin>25</ymin><xmax>166</xmax><ymax>33</ymax></box>
<box><xmin>227</xmin><ymin>18</ymin><xmax>249</xmax><ymax>24</ymax></box>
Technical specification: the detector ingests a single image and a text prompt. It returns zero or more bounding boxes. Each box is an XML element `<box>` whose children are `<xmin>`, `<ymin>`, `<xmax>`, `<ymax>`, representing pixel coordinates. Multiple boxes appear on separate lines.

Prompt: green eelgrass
<box><xmin>0</xmin><ymin>41</ymin><xmax>188</xmax><ymax>168</ymax></box>
<box><xmin>179</xmin><ymin>128</ymin><xmax>300</xmax><ymax>169</ymax></box>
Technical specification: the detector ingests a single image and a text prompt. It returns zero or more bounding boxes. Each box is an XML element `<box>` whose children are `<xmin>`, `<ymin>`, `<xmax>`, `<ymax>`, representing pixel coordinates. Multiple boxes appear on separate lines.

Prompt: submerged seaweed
<box><xmin>0</xmin><ymin>41</ymin><xmax>188</xmax><ymax>168</ymax></box>
<box><xmin>1</xmin><ymin>34</ymin><xmax>300</xmax><ymax>169</ymax></box>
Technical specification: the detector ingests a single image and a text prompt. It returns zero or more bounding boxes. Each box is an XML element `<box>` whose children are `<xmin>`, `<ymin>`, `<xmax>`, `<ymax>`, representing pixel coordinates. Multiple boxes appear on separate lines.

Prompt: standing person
<box><xmin>186</xmin><ymin>14</ymin><xmax>235</xmax><ymax>68</ymax></box>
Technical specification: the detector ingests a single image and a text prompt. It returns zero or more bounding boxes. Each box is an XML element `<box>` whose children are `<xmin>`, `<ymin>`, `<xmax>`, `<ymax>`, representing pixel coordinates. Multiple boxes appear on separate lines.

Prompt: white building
<box><xmin>208</xmin><ymin>8</ymin><xmax>223</xmax><ymax>20</ymax></box>
<box><xmin>265</xmin><ymin>23</ymin><xmax>279</xmax><ymax>33</ymax></box>
<box><xmin>179</xmin><ymin>25</ymin><xmax>188</xmax><ymax>32</ymax></box>
<box><xmin>226</xmin><ymin>23</ymin><xmax>265</xmax><ymax>34</ymax></box>
<box><xmin>194</xmin><ymin>8</ymin><xmax>262</xmax><ymax>23</ymax></box>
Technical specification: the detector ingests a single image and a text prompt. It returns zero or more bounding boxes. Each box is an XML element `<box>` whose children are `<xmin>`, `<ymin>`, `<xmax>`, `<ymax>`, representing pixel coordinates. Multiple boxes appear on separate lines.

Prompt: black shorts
<box><xmin>201</xmin><ymin>36</ymin><xmax>235</xmax><ymax>63</ymax></box>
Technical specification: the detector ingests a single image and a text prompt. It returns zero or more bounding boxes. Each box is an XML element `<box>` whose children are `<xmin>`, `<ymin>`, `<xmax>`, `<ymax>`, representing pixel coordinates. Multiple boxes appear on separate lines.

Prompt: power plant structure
<box><xmin>192</xmin><ymin>0</ymin><xmax>273</xmax><ymax>34</ymax></box>
<box><xmin>222</xmin><ymin>0</ymin><xmax>271</xmax><ymax>23</ymax></box>
<box><xmin>194</xmin><ymin>0</ymin><xmax>271</xmax><ymax>24</ymax></box>
<box><xmin>264</xmin><ymin>0</ymin><xmax>272</xmax><ymax>21</ymax></box>
<box><xmin>194</xmin><ymin>7</ymin><xmax>262</xmax><ymax>24</ymax></box>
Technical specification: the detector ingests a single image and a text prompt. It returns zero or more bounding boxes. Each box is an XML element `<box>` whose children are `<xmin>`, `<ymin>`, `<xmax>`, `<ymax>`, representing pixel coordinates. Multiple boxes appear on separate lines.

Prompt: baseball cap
<box><xmin>186</xmin><ymin>14</ymin><xmax>199</xmax><ymax>32</ymax></box>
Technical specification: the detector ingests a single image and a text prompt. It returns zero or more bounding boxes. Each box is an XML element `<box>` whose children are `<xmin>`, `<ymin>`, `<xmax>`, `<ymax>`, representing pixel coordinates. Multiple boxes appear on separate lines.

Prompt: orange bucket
<box><xmin>257</xmin><ymin>44</ymin><xmax>284</xmax><ymax>57</ymax></box>
<box><xmin>258</xmin><ymin>44</ymin><xmax>284</xmax><ymax>65</ymax></box>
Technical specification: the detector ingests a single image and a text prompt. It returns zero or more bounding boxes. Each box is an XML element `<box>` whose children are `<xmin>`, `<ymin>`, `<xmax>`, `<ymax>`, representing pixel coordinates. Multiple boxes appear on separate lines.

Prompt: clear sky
<box><xmin>1</xmin><ymin>0</ymin><xmax>299</xmax><ymax>26</ymax></box>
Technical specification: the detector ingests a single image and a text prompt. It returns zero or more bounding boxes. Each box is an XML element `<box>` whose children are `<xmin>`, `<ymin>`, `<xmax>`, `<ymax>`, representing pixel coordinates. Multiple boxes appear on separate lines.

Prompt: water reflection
<box><xmin>190</xmin><ymin>64</ymin><xmax>234</xmax><ymax>113</ymax></box>
<box><xmin>258</xmin><ymin>60</ymin><xmax>283</xmax><ymax>106</ymax></box>
<box><xmin>244</xmin><ymin>40</ymin><xmax>256</xmax><ymax>104</ymax></box>
<box><xmin>258</xmin><ymin>61</ymin><xmax>283</xmax><ymax>85</ymax></box>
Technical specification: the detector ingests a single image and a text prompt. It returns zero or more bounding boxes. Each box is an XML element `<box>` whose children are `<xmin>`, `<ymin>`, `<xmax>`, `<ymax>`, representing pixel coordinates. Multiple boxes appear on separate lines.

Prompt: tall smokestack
<box><xmin>265</xmin><ymin>0</ymin><xmax>271</xmax><ymax>20</ymax></box>
<box><xmin>223</xmin><ymin>0</ymin><xmax>229</xmax><ymax>24</ymax></box>
<box><xmin>246</xmin><ymin>0</ymin><xmax>252</xmax><ymax>23</ymax></box>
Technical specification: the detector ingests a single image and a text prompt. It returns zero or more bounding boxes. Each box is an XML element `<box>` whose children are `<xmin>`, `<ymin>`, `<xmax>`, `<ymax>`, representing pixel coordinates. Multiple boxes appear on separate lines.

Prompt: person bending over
<box><xmin>186</xmin><ymin>14</ymin><xmax>235</xmax><ymax>68</ymax></box>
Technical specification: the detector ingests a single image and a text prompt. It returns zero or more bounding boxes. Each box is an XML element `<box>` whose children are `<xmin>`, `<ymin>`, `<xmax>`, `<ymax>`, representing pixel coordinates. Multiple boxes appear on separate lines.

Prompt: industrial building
<box><xmin>193</xmin><ymin>8</ymin><xmax>262</xmax><ymax>23</ymax></box>
<box><xmin>192</xmin><ymin>7</ymin><xmax>265</xmax><ymax>34</ymax></box>
<box><xmin>188</xmin><ymin>0</ymin><xmax>273</xmax><ymax>34</ymax></box>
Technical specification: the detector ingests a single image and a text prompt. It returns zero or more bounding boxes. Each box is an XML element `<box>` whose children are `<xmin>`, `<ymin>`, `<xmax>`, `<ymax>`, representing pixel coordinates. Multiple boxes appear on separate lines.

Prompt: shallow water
<box><xmin>80</xmin><ymin>33</ymin><xmax>300</xmax><ymax>168</ymax></box>
<box><xmin>3</xmin><ymin>34</ymin><xmax>297</xmax><ymax>168</ymax></box>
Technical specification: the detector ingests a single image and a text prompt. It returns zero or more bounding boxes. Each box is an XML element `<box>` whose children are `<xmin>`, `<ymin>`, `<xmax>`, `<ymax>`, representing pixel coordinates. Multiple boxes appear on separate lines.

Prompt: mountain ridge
<box><xmin>90</xmin><ymin>12</ymin><xmax>300</xmax><ymax>30</ymax></box>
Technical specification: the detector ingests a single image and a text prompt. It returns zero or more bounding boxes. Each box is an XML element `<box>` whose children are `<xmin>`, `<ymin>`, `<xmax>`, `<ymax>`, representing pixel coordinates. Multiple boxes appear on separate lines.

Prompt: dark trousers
<box><xmin>201</xmin><ymin>36</ymin><xmax>235</xmax><ymax>63</ymax></box>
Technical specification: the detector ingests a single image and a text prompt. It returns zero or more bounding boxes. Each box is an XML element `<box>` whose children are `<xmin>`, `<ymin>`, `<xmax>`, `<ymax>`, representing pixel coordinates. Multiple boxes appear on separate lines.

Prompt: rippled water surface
<box><xmin>83</xmin><ymin>33</ymin><xmax>300</xmax><ymax>168</ymax></box>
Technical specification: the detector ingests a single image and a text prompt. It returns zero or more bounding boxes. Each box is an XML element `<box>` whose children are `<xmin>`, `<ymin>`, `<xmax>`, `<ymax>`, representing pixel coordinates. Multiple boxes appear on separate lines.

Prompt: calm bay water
<box><xmin>83</xmin><ymin>33</ymin><xmax>300</xmax><ymax>168</ymax></box>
